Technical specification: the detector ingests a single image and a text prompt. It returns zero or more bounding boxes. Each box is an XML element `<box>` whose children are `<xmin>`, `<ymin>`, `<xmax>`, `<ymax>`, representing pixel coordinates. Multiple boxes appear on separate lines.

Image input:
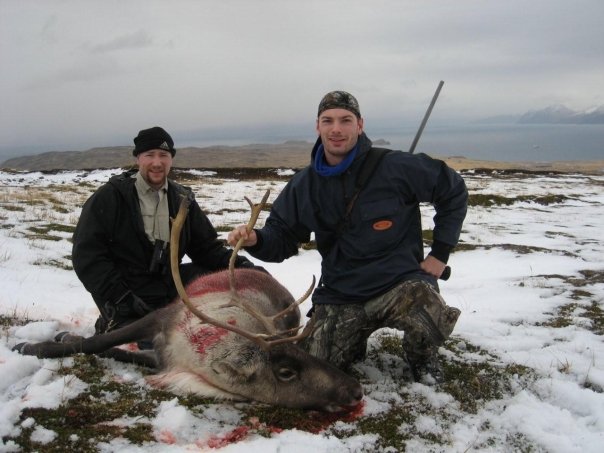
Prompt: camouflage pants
<box><xmin>298</xmin><ymin>279</ymin><xmax>460</xmax><ymax>371</ymax></box>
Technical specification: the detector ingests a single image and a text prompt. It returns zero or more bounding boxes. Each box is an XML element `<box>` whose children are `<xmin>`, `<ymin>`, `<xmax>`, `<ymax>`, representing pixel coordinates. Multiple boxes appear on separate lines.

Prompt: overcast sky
<box><xmin>1</xmin><ymin>0</ymin><xmax>603</xmax><ymax>157</ymax></box>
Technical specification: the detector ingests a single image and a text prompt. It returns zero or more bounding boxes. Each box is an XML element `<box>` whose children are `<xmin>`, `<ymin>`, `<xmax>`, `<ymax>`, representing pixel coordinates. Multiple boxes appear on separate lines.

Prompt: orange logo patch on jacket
<box><xmin>372</xmin><ymin>220</ymin><xmax>393</xmax><ymax>231</ymax></box>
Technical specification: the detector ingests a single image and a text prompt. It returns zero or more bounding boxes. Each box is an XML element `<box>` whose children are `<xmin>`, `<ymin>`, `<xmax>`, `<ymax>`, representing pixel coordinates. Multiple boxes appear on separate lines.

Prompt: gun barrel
<box><xmin>408</xmin><ymin>80</ymin><xmax>444</xmax><ymax>154</ymax></box>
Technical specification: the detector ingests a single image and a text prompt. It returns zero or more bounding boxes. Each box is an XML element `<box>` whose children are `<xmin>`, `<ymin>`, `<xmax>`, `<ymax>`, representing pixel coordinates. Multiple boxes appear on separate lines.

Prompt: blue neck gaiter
<box><xmin>313</xmin><ymin>143</ymin><xmax>359</xmax><ymax>177</ymax></box>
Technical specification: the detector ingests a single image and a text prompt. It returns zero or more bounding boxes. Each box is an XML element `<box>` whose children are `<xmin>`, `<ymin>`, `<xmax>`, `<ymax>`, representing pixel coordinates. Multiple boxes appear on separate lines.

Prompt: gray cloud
<box><xmin>0</xmin><ymin>0</ymin><xmax>603</xmax><ymax>156</ymax></box>
<box><xmin>88</xmin><ymin>30</ymin><xmax>154</xmax><ymax>53</ymax></box>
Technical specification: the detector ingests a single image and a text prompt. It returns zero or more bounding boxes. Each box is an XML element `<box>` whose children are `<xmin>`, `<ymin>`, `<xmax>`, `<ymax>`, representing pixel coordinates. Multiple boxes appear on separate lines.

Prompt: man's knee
<box><xmin>391</xmin><ymin>279</ymin><xmax>461</xmax><ymax>346</ymax></box>
<box><xmin>299</xmin><ymin>303</ymin><xmax>370</xmax><ymax>370</ymax></box>
<box><xmin>416</xmin><ymin>281</ymin><xmax>460</xmax><ymax>340</ymax></box>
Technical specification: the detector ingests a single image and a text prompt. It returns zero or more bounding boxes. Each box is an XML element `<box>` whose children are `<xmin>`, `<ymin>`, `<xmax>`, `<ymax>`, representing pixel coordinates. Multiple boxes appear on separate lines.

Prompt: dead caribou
<box><xmin>14</xmin><ymin>190</ymin><xmax>363</xmax><ymax>412</ymax></box>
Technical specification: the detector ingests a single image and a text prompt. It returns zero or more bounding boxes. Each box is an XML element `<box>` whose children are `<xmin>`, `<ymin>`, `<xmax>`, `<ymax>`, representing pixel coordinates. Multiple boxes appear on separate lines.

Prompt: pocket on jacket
<box><xmin>356</xmin><ymin>197</ymin><xmax>405</xmax><ymax>250</ymax></box>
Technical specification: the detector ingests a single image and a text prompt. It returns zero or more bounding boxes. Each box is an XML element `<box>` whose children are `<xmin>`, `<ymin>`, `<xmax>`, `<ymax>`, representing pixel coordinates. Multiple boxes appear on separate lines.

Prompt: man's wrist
<box><xmin>244</xmin><ymin>228</ymin><xmax>263</xmax><ymax>252</ymax></box>
<box><xmin>428</xmin><ymin>240</ymin><xmax>452</xmax><ymax>264</ymax></box>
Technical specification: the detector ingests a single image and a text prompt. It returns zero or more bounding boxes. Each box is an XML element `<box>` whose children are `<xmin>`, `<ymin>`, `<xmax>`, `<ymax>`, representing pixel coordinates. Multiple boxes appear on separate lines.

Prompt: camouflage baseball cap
<box><xmin>317</xmin><ymin>91</ymin><xmax>361</xmax><ymax>118</ymax></box>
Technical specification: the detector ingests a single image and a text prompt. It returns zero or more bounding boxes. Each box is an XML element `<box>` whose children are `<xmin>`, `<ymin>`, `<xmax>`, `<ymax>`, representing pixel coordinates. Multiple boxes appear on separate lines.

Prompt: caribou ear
<box><xmin>212</xmin><ymin>361</ymin><xmax>258</xmax><ymax>383</ymax></box>
<box><xmin>210</xmin><ymin>347</ymin><xmax>264</xmax><ymax>382</ymax></box>
<box><xmin>211</xmin><ymin>360</ymin><xmax>260</xmax><ymax>383</ymax></box>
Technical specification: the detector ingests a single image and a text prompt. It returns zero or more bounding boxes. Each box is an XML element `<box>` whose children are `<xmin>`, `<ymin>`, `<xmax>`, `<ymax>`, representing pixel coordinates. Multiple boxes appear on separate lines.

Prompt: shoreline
<box><xmin>1</xmin><ymin>144</ymin><xmax>603</xmax><ymax>175</ymax></box>
<box><xmin>437</xmin><ymin>156</ymin><xmax>604</xmax><ymax>175</ymax></box>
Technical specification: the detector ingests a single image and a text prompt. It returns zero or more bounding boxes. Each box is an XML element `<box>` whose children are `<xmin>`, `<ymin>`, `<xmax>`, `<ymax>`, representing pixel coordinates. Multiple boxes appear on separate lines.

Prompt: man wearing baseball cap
<box><xmin>73</xmin><ymin>126</ymin><xmax>257</xmax><ymax>337</ymax></box>
<box><xmin>228</xmin><ymin>91</ymin><xmax>468</xmax><ymax>382</ymax></box>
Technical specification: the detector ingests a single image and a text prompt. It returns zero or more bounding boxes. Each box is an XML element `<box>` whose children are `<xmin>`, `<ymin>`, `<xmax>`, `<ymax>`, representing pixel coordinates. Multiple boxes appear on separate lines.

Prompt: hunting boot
<box><xmin>403</xmin><ymin>331</ymin><xmax>444</xmax><ymax>383</ymax></box>
<box><xmin>400</xmin><ymin>281</ymin><xmax>461</xmax><ymax>383</ymax></box>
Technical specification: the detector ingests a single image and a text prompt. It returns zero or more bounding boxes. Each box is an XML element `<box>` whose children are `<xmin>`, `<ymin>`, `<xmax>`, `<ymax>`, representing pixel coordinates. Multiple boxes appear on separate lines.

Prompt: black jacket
<box><xmin>246</xmin><ymin>133</ymin><xmax>468</xmax><ymax>304</ymax></box>
<box><xmin>72</xmin><ymin>169</ymin><xmax>251</xmax><ymax>309</ymax></box>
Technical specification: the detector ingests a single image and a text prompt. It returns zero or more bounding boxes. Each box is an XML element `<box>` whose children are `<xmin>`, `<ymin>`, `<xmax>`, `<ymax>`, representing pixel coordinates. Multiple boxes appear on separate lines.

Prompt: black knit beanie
<box><xmin>133</xmin><ymin>126</ymin><xmax>175</xmax><ymax>156</ymax></box>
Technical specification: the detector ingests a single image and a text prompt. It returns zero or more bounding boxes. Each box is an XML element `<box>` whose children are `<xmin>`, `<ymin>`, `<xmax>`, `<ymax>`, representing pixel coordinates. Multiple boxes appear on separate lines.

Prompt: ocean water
<box><xmin>189</xmin><ymin>123</ymin><xmax>604</xmax><ymax>162</ymax></box>
<box><xmin>1</xmin><ymin>123</ymin><xmax>602</xmax><ymax>164</ymax></box>
<box><xmin>368</xmin><ymin>123</ymin><xmax>604</xmax><ymax>162</ymax></box>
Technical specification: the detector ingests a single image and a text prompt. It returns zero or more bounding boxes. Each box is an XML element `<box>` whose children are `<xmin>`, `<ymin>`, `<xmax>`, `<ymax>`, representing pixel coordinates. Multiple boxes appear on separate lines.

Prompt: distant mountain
<box><xmin>475</xmin><ymin>105</ymin><xmax>604</xmax><ymax>125</ymax></box>
<box><xmin>518</xmin><ymin>104</ymin><xmax>604</xmax><ymax>124</ymax></box>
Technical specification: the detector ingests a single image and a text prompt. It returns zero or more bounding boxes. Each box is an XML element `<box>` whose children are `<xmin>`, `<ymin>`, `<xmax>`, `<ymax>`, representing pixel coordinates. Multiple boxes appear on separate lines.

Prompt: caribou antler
<box><xmin>228</xmin><ymin>189</ymin><xmax>271</xmax><ymax>295</ymax></box>
<box><xmin>224</xmin><ymin>190</ymin><xmax>316</xmax><ymax>339</ymax></box>
<box><xmin>169</xmin><ymin>192</ymin><xmax>315</xmax><ymax>351</ymax></box>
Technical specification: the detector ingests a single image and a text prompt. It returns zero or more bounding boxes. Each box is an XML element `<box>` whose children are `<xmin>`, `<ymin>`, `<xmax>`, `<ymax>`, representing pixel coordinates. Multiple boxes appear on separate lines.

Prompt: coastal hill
<box><xmin>2</xmin><ymin>140</ymin><xmax>603</xmax><ymax>175</ymax></box>
<box><xmin>1</xmin><ymin>139</ymin><xmax>388</xmax><ymax>172</ymax></box>
<box><xmin>0</xmin><ymin>141</ymin><xmax>314</xmax><ymax>172</ymax></box>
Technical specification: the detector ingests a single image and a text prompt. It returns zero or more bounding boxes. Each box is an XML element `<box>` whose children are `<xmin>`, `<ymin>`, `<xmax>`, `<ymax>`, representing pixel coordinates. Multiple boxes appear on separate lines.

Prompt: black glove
<box><xmin>129</xmin><ymin>292</ymin><xmax>154</xmax><ymax>317</ymax></box>
<box><xmin>104</xmin><ymin>291</ymin><xmax>153</xmax><ymax>320</ymax></box>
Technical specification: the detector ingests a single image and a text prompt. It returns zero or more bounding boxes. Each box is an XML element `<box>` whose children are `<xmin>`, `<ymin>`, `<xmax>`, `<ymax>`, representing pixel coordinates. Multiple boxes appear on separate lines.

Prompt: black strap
<box><xmin>336</xmin><ymin>147</ymin><xmax>391</xmax><ymax>235</ymax></box>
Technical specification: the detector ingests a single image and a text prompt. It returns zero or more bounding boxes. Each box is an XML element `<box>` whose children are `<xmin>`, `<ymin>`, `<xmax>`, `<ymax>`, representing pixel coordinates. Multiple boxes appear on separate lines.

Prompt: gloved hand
<box><xmin>129</xmin><ymin>292</ymin><xmax>154</xmax><ymax>317</ymax></box>
<box><xmin>104</xmin><ymin>291</ymin><xmax>153</xmax><ymax>320</ymax></box>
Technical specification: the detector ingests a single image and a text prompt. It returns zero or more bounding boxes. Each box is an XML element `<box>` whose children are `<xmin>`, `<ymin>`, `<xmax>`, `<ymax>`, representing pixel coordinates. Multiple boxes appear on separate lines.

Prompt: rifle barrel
<box><xmin>408</xmin><ymin>80</ymin><xmax>444</xmax><ymax>154</ymax></box>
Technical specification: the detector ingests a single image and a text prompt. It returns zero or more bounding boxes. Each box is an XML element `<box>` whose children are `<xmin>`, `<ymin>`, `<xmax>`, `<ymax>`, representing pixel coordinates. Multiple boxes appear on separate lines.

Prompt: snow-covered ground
<box><xmin>0</xmin><ymin>168</ymin><xmax>603</xmax><ymax>452</ymax></box>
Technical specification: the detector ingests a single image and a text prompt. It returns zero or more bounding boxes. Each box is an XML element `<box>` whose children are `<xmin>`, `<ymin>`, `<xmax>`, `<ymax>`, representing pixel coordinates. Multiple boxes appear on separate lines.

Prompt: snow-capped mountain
<box><xmin>518</xmin><ymin>104</ymin><xmax>604</xmax><ymax>124</ymax></box>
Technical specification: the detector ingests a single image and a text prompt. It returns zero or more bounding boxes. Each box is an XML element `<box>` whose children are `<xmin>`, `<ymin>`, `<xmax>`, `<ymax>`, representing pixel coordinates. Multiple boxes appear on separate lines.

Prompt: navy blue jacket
<box><xmin>246</xmin><ymin>133</ymin><xmax>468</xmax><ymax>304</ymax></box>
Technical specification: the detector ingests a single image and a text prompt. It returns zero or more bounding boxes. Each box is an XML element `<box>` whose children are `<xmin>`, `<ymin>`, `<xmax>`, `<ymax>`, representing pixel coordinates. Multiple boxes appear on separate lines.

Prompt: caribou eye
<box><xmin>276</xmin><ymin>367</ymin><xmax>298</xmax><ymax>382</ymax></box>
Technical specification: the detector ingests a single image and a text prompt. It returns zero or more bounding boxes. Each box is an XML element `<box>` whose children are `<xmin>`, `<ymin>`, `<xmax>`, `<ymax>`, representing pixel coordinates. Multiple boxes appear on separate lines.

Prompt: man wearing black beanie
<box><xmin>72</xmin><ymin>126</ymin><xmax>257</xmax><ymax>338</ymax></box>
